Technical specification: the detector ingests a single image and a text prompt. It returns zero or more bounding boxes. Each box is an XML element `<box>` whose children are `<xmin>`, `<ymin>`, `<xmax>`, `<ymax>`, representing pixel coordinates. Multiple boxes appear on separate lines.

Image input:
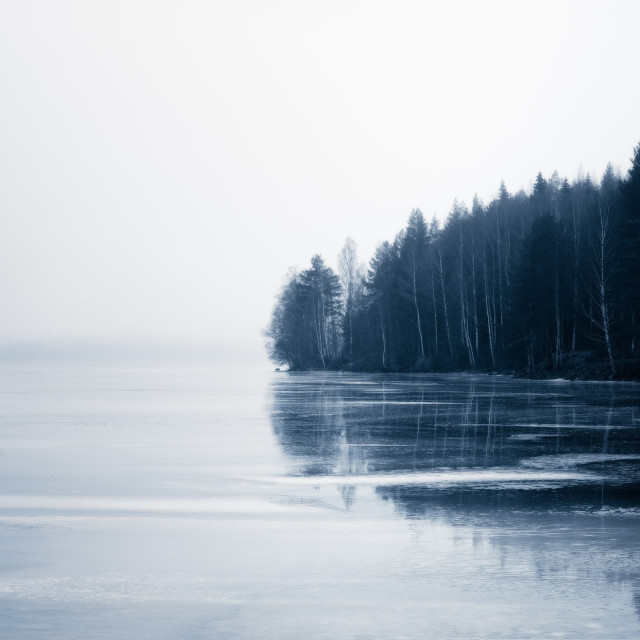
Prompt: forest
<box><xmin>265</xmin><ymin>143</ymin><xmax>640</xmax><ymax>379</ymax></box>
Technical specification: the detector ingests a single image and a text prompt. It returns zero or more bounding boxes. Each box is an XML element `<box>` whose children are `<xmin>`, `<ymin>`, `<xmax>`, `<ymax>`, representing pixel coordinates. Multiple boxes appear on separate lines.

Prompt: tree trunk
<box><xmin>437</xmin><ymin>244</ymin><xmax>453</xmax><ymax>360</ymax></box>
<box><xmin>483</xmin><ymin>258</ymin><xmax>496</xmax><ymax>368</ymax></box>
<box><xmin>379</xmin><ymin>300</ymin><xmax>387</xmax><ymax>369</ymax></box>
<box><xmin>412</xmin><ymin>263</ymin><xmax>425</xmax><ymax>359</ymax></box>
<box><xmin>430</xmin><ymin>268</ymin><xmax>438</xmax><ymax>356</ymax></box>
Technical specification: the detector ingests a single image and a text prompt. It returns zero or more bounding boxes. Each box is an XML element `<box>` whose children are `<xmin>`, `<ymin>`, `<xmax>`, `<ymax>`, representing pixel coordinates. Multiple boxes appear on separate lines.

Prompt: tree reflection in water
<box><xmin>270</xmin><ymin>373</ymin><xmax>640</xmax><ymax>507</ymax></box>
<box><xmin>270</xmin><ymin>372</ymin><xmax>640</xmax><ymax>622</ymax></box>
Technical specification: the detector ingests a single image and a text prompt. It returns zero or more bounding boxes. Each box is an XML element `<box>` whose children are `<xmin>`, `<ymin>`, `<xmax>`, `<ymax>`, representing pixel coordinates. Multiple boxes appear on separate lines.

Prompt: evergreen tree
<box><xmin>617</xmin><ymin>143</ymin><xmax>640</xmax><ymax>356</ymax></box>
<box><xmin>399</xmin><ymin>209</ymin><xmax>429</xmax><ymax>363</ymax></box>
<box><xmin>266</xmin><ymin>141</ymin><xmax>640</xmax><ymax>378</ymax></box>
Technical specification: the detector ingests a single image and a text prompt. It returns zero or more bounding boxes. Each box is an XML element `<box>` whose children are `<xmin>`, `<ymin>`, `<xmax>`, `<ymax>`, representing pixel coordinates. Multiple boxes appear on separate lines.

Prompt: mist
<box><xmin>1</xmin><ymin>1</ymin><xmax>639</xmax><ymax>363</ymax></box>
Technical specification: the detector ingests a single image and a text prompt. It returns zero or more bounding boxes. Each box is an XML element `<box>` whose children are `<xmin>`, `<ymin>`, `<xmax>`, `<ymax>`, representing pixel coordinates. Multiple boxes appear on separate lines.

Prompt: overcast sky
<box><xmin>1</xmin><ymin>0</ymin><xmax>639</xmax><ymax>361</ymax></box>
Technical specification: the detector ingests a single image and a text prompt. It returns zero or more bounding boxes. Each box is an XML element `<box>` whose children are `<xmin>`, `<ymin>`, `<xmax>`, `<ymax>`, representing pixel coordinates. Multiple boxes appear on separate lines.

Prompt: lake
<box><xmin>1</xmin><ymin>364</ymin><xmax>639</xmax><ymax>639</ymax></box>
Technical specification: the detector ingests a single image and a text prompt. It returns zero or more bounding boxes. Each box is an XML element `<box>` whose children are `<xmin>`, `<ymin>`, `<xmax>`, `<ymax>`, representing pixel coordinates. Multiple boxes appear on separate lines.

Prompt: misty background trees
<box><xmin>265</xmin><ymin>143</ymin><xmax>640</xmax><ymax>378</ymax></box>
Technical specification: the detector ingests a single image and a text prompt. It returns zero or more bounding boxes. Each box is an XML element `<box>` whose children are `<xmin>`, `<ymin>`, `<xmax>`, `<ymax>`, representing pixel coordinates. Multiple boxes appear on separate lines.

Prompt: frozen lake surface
<box><xmin>1</xmin><ymin>364</ymin><xmax>639</xmax><ymax>639</ymax></box>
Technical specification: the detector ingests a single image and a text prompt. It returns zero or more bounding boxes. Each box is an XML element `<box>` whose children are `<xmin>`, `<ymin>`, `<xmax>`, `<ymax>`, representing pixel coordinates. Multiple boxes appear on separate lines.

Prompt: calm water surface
<box><xmin>0</xmin><ymin>364</ymin><xmax>639</xmax><ymax>639</ymax></box>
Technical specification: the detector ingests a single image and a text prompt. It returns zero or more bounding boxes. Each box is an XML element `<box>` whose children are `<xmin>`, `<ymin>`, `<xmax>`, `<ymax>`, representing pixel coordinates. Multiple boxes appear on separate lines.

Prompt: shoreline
<box><xmin>278</xmin><ymin>351</ymin><xmax>640</xmax><ymax>382</ymax></box>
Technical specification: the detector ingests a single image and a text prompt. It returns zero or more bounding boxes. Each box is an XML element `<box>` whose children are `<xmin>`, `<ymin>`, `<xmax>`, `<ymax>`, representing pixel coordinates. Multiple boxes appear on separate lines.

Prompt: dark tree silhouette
<box><xmin>266</xmin><ymin>142</ymin><xmax>640</xmax><ymax>378</ymax></box>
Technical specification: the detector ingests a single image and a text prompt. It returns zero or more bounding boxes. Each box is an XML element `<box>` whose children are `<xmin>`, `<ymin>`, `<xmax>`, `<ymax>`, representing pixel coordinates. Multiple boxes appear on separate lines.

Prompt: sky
<box><xmin>1</xmin><ymin>0</ymin><xmax>639</xmax><ymax>362</ymax></box>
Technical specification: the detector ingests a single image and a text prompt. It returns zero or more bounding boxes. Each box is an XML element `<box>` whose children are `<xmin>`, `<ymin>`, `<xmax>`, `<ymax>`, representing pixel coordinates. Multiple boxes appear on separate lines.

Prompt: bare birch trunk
<box><xmin>483</xmin><ymin>258</ymin><xmax>496</xmax><ymax>367</ymax></box>
<box><xmin>437</xmin><ymin>244</ymin><xmax>453</xmax><ymax>360</ymax></box>
<box><xmin>430</xmin><ymin>268</ymin><xmax>438</xmax><ymax>356</ymax></box>
<box><xmin>379</xmin><ymin>300</ymin><xmax>387</xmax><ymax>369</ymax></box>
<box><xmin>598</xmin><ymin>206</ymin><xmax>615</xmax><ymax>377</ymax></box>
<box><xmin>459</xmin><ymin>226</ymin><xmax>475</xmax><ymax>368</ymax></box>
<box><xmin>412</xmin><ymin>263</ymin><xmax>425</xmax><ymax>359</ymax></box>
<box><xmin>471</xmin><ymin>245</ymin><xmax>479</xmax><ymax>354</ymax></box>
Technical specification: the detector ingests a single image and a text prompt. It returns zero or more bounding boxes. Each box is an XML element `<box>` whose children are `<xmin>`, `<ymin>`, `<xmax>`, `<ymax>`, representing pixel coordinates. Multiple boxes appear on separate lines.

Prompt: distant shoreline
<box><xmin>279</xmin><ymin>350</ymin><xmax>640</xmax><ymax>382</ymax></box>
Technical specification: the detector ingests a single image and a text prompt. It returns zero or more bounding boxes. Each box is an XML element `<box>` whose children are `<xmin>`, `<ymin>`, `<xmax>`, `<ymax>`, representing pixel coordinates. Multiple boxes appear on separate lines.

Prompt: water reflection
<box><xmin>270</xmin><ymin>372</ymin><xmax>640</xmax><ymax>625</ymax></box>
<box><xmin>1</xmin><ymin>365</ymin><xmax>638</xmax><ymax>638</ymax></box>
<box><xmin>270</xmin><ymin>372</ymin><xmax>640</xmax><ymax>511</ymax></box>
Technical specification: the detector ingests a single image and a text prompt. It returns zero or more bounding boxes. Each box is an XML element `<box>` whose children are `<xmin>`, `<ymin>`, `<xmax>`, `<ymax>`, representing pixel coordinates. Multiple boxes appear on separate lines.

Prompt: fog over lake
<box><xmin>2</xmin><ymin>2</ymin><xmax>640</xmax><ymax>637</ymax></box>
<box><xmin>1</xmin><ymin>363</ymin><xmax>639</xmax><ymax>638</ymax></box>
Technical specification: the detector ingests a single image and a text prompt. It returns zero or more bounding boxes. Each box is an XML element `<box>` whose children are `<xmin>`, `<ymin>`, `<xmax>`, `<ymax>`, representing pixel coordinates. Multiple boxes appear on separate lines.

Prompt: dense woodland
<box><xmin>265</xmin><ymin>143</ymin><xmax>640</xmax><ymax>379</ymax></box>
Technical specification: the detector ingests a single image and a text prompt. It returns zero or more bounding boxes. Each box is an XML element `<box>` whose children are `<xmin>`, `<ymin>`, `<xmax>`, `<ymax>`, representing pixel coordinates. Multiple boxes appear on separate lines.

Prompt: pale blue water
<box><xmin>0</xmin><ymin>364</ymin><xmax>639</xmax><ymax>639</ymax></box>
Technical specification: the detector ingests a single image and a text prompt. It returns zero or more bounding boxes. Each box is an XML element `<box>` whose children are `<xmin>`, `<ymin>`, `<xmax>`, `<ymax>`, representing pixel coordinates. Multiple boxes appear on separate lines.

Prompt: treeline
<box><xmin>265</xmin><ymin>143</ymin><xmax>640</xmax><ymax>379</ymax></box>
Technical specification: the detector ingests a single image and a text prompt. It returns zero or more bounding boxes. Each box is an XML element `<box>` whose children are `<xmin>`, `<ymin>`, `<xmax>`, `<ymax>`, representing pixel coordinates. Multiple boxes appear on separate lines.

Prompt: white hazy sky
<box><xmin>1</xmin><ymin>0</ymin><xmax>639</xmax><ymax>361</ymax></box>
